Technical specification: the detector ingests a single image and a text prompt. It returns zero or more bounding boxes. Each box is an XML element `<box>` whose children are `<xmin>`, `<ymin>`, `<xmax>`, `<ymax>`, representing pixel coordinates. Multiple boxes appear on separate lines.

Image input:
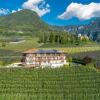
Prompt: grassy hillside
<box><xmin>0</xmin><ymin>9</ymin><xmax>54</xmax><ymax>36</ymax></box>
<box><xmin>0</xmin><ymin>67</ymin><xmax>99</xmax><ymax>100</ymax></box>
<box><xmin>0</xmin><ymin>37</ymin><xmax>42</xmax><ymax>51</ymax></box>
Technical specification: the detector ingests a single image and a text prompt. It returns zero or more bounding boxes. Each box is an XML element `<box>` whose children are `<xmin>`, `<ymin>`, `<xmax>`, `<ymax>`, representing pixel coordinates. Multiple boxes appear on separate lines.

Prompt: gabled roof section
<box><xmin>23</xmin><ymin>49</ymin><xmax>65</xmax><ymax>54</ymax></box>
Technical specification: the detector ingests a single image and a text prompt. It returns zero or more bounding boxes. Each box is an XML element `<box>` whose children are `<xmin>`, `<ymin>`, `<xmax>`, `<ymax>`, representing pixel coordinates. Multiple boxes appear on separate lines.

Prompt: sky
<box><xmin>0</xmin><ymin>0</ymin><xmax>100</xmax><ymax>26</ymax></box>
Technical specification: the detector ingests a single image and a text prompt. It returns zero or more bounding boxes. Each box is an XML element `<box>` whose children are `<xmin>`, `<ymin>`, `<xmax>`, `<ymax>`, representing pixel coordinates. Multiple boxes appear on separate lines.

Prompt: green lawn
<box><xmin>0</xmin><ymin>66</ymin><xmax>99</xmax><ymax>100</ymax></box>
<box><xmin>0</xmin><ymin>37</ymin><xmax>42</xmax><ymax>52</ymax></box>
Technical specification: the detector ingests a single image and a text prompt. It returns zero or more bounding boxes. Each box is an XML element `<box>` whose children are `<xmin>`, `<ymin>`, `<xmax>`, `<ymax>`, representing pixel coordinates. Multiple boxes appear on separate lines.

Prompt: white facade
<box><xmin>22</xmin><ymin>50</ymin><xmax>67</xmax><ymax>68</ymax></box>
<box><xmin>41</xmin><ymin>60</ymin><xmax>67</xmax><ymax>68</ymax></box>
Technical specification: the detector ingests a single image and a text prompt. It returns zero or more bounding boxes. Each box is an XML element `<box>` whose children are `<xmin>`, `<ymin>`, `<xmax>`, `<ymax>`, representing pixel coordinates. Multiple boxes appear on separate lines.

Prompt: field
<box><xmin>0</xmin><ymin>37</ymin><xmax>100</xmax><ymax>65</ymax></box>
<box><xmin>0</xmin><ymin>37</ymin><xmax>100</xmax><ymax>52</ymax></box>
<box><xmin>0</xmin><ymin>37</ymin><xmax>42</xmax><ymax>65</ymax></box>
<box><xmin>0</xmin><ymin>37</ymin><xmax>42</xmax><ymax>52</ymax></box>
<box><xmin>0</xmin><ymin>37</ymin><xmax>100</xmax><ymax>100</ymax></box>
<box><xmin>71</xmin><ymin>50</ymin><xmax>100</xmax><ymax>60</ymax></box>
<box><xmin>0</xmin><ymin>66</ymin><xmax>99</xmax><ymax>100</ymax></box>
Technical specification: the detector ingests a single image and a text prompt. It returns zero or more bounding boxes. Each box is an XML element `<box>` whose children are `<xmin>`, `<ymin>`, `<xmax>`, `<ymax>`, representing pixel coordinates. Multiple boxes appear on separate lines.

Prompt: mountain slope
<box><xmin>63</xmin><ymin>18</ymin><xmax>100</xmax><ymax>42</ymax></box>
<box><xmin>0</xmin><ymin>9</ymin><xmax>53</xmax><ymax>36</ymax></box>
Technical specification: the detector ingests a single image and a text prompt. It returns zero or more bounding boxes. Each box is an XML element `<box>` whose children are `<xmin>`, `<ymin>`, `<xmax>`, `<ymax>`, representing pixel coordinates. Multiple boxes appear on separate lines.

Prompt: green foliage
<box><xmin>39</xmin><ymin>32</ymin><xmax>85</xmax><ymax>45</ymax></box>
<box><xmin>0</xmin><ymin>61</ymin><xmax>3</xmax><ymax>66</ymax></box>
<box><xmin>1</xmin><ymin>42</ymin><xmax>6</xmax><ymax>47</ymax></box>
<box><xmin>0</xmin><ymin>67</ymin><xmax>99</xmax><ymax>99</ymax></box>
<box><xmin>0</xmin><ymin>9</ymin><xmax>55</xmax><ymax>36</ymax></box>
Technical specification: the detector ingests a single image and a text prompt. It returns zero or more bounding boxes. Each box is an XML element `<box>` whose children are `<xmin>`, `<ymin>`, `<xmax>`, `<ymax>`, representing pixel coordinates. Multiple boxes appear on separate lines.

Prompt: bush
<box><xmin>0</xmin><ymin>61</ymin><xmax>3</xmax><ymax>66</ymax></box>
<box><xmin>67</xmin><ymin>57</ymin><xmax>72</xmax><ymax>62</ymax></box>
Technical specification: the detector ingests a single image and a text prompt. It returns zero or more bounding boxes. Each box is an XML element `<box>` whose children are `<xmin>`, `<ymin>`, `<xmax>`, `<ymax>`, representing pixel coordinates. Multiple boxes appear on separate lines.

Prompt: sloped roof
<box><xmin>23</xmin><ymin>49</ymin><xmax>65</xmax><ymax>54</ymax></box>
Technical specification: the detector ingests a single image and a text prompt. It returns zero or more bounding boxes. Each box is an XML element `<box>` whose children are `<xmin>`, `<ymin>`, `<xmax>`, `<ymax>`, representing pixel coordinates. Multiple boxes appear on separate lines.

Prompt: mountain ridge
<box><xmin>0</xmin><ymin>9</ymin><xmax>55</xmax><ymax>36</ymax></box>
<box><xmin>62</xmin><ymin>18</ymin><xmax>100</xmax><ymax>42</ymax></box>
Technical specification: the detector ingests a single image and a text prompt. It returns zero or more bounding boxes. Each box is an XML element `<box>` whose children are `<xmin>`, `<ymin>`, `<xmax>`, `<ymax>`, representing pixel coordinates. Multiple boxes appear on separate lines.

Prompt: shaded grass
<box><xmin>0</xmin><ymin>50</ymin><xmax>21</xmax><ymax>65</ymax></box>
<box><xmin>71</xmin><ymin>50</ymin><xmax>100</xmax><ymax>60</ymax></box>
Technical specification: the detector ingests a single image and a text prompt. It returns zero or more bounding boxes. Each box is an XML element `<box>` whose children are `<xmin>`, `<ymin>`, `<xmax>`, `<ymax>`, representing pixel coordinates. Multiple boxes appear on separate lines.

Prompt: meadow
<box><xmin>0</xmin><ymin>37</ymin><xmax>100</xmax><ymax>65</ymax></box>
<box><xmin>0</xmin><ymin>37</ymin><xmax>100</xmax><ymax>52</ymax></box>
<box><xmin>0</xmin><ymin>66</ymin><xmax>99</xmax><ymax>100</ymax></box>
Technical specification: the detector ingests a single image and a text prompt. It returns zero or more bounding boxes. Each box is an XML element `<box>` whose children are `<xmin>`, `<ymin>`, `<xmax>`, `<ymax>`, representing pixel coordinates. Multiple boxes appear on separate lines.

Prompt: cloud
<box><xmin>12</xmin><ymin>8</ymin><xmax>22</xmax><ymax>13</ymax></box>
<box><xmin>0</xmin><ymin>8</ymin><xmax>10</xmax><ymax>15</ymax></box>
<box><xmin>22</xmin><ymin>0</ymin><xmax>50</xmax><ymax>16</ymax></box>
<box><xmin>0</xmin><ymin>8</ymin><xmax>22</xmax><ymax>15</ymax></box>
<box><xmin>12</xmin><ymin>10</ymin><xmax>16</xmax><ymax>13</ymax></box>
<box><xmin>58</xmin><ymin>2</ymin><xmax>100</xmax><ymax>20</ymax></box>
